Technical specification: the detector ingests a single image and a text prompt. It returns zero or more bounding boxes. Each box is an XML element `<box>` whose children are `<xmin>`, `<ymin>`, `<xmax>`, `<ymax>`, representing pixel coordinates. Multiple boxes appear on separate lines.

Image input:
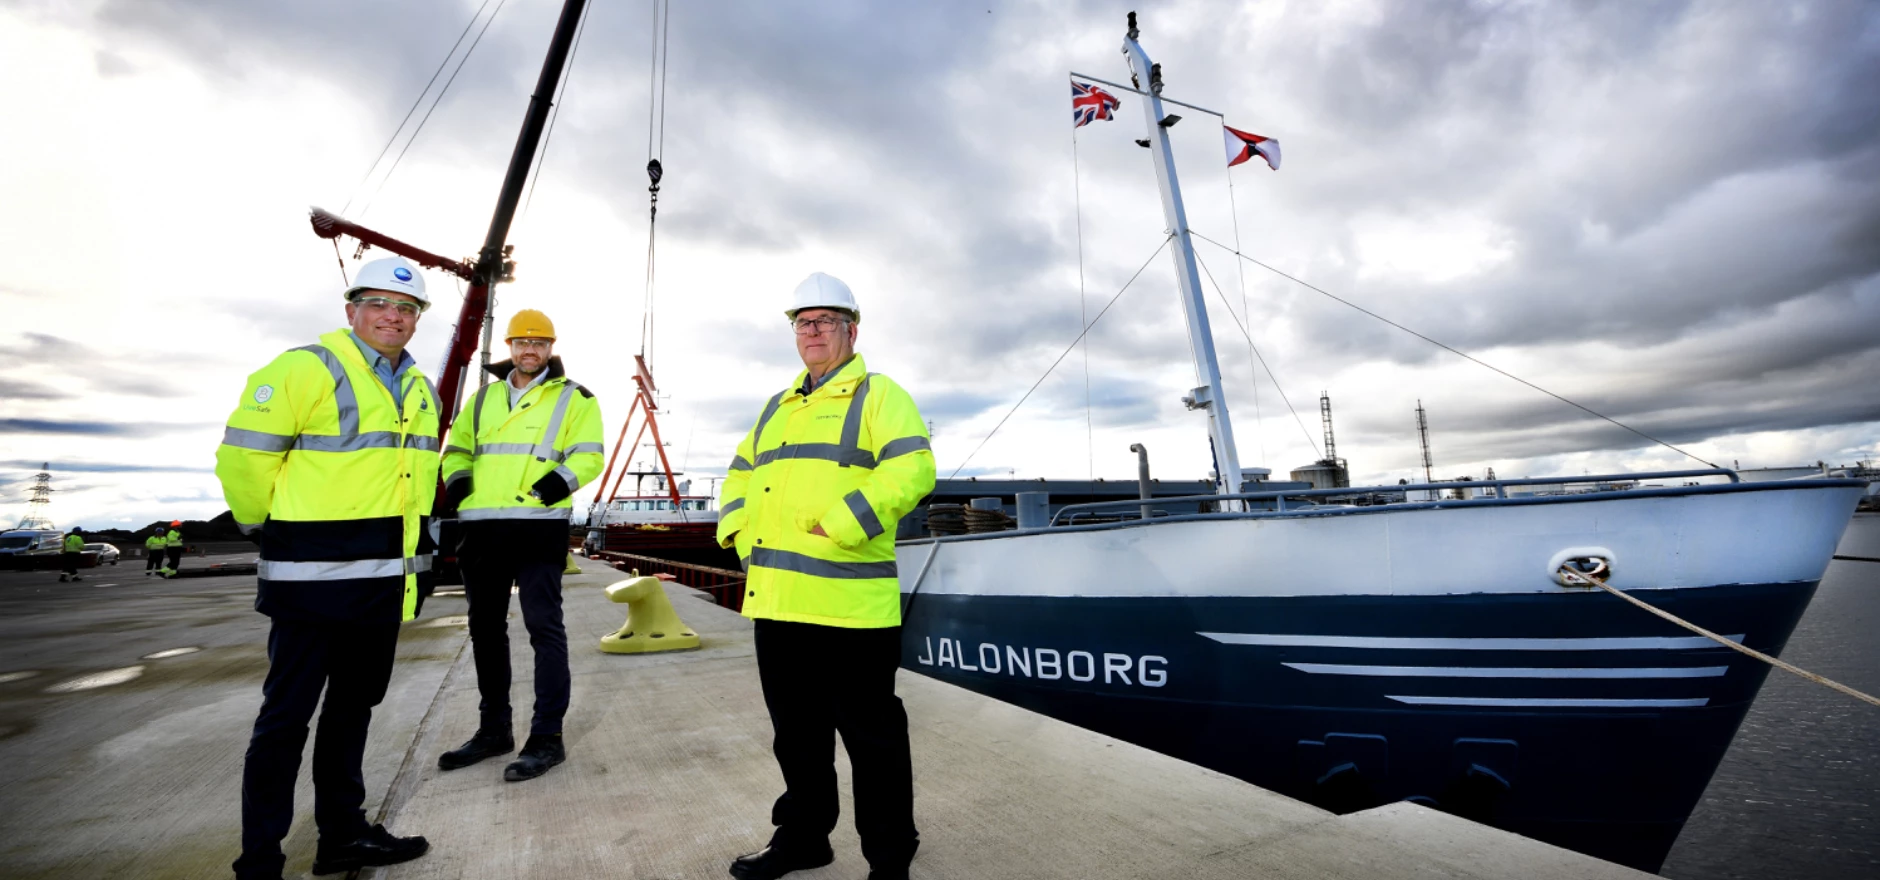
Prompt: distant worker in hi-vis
<box><xmin>143</xmin><ymin>529</ymin><xmax>165</xmax><ymax>576</ymax></box>
<box><xmin>59</xmin><ymin>527</ymin><xmax>84</xmax><ymax>582</ymax></box>
<box><xmin>719</xmin><ymin>273</ymin><xmax>936</xmax><ymax>880</ymax></box>
<box><xmin>436</xmin><ymin>309</ymin><xmax>603</xmax><ymax>782</ymax></box>
<box><xmin>160</xmin><ymin>520</ymin><xmax>184</xmax><ymax>576</ymax></box>
<box><xmin>214</xmin><ymin>255</ymin><xmax>439</xmax><ymax>880</ymax></box>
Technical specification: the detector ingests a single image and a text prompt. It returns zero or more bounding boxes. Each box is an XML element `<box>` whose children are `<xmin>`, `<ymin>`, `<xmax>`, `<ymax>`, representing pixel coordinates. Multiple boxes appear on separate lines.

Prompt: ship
<box><xmin>891</xmin><ymin>14</ymin><xmax>1867</xmax><ymax>873</ymax></box>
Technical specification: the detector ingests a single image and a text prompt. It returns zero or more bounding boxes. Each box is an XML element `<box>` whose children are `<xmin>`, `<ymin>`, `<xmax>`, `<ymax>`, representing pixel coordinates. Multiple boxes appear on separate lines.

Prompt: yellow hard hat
<box><xmin>505</xmin><ymin>309</ymin><xmax>556</xmax><ymax>341</ymax></box>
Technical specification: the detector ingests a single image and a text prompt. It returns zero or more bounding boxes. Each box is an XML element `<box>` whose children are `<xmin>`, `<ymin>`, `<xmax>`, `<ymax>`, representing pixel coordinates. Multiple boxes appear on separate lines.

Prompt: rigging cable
<box><xmin>517</xmin><ymin>0</ymin><xmax>596</xmax><ymax>237</ymax></box>
<box><xmin>950</xmin><ymin>236</ymin><xmax>1173</xmax><ymax>479</ymax></box>
<box><xmin>358</xmin><ymin>0</ymin><xmax>513</xmax><ymax>219</ymax></box>
<box><xmin>1186</xmin><ymin>228</ymin><xmax>1721</xmax><ymax>469</ymax></box>
<box><xmin>639</xmin><ymin>0</ymin><xmax>673</xmax><ymax>373</ymax></box>
<box><xmin>1192</xmin><ymin>250</ymin><xmax>1323</xmax><ymax>459</ymax></box>
<box><xmin>1069</xmin><ymin>122</ymin><xmax>1095</xmax><ymax>480</ymax></box>
<box><xmin>1223</xmin><ymin>164</ymin><xmax>1267</xmax><ymax>464</ymax></box>
<box><xmin>340</xmin><ymin>0</ymin><xmax>497</xmax><ymax>217</ymax></box>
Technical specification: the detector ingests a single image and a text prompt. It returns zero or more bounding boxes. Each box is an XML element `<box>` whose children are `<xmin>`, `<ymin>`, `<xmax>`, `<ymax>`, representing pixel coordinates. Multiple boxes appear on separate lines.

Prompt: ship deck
<box><xmin>0</xmin><ymin>554</ymin><xmax>1649</xmax><ymax>879</ymax></box>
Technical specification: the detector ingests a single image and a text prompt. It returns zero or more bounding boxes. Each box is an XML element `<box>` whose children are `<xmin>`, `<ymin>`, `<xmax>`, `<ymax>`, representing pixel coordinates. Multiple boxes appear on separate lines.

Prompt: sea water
<box><xmin>1662</xmin><ymin>512</ymin><xmax>1880</xmax><ymax>880</ymax></box>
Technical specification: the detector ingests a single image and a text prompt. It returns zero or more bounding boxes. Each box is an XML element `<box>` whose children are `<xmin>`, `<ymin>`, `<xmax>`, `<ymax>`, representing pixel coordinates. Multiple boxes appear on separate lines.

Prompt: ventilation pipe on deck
<box><xmin>1129</xmin><ymin>443</ymin><xmax>1153</xmax><ymax>521</ymax></box>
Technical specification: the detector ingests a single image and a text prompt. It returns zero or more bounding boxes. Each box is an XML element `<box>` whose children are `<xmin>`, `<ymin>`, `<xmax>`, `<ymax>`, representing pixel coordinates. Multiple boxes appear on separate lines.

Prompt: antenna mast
<box><xmin>1320</xmin><ymin>392</ymin><xmax>1337</xmax><ymax>466</ymax></box>
<box><xmin>1416</xmin><ymin>400</ymin><xmax>1434</xmax><ymax>484</ymax></box>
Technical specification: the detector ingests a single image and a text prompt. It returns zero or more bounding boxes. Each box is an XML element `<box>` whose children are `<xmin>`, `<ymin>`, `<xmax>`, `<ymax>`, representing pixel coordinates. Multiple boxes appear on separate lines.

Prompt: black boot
<box><xmin>503</xmin><ymin>733</ymin><xmax>566</xmax><ymax>782</ymax></box>
<box><xmin>438</xmin><ymin>729</ymin><xmax>514</xmax><ymax>771</ymax></box>
<box><xmin>310</xmin><ymin>824</ymin><xmax>428</xmax><ymax>875</ymax></box>
<box><xmin>729</xmin><ymin>841</ymin><xmax>835</xmax><ymax>880</ymax></box>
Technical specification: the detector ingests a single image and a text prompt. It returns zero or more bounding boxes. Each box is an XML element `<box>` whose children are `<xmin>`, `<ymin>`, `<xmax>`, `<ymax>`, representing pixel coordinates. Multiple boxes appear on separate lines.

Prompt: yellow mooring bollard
<box><xmin>599</xmin><ymin>575</ymin><xmax>700</xmax><ymax>654</ymax></box>
<box><xmin>564</xmin><ymin>552</ymin><xmax>583</xmax><ymax>575</ymax></box>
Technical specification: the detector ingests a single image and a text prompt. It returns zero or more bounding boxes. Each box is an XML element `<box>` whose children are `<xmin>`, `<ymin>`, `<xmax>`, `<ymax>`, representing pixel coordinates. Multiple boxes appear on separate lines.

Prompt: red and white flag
<box><xmin>1224</xmin><ymin>125</ymin><xmax>1281</xmax><ymax>170</ymax></box>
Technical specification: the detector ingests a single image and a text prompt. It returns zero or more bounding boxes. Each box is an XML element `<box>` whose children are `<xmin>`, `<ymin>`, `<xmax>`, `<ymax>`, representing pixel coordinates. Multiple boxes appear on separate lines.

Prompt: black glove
<box><xmin>442</xmin><ymin>475</ymin><xmax>473</xmax><ymax>516</ymax></box>
<box><xmin>530</xmin><ymin>472</ymin><xmax>573</xmax><ymax>506</ymax></box>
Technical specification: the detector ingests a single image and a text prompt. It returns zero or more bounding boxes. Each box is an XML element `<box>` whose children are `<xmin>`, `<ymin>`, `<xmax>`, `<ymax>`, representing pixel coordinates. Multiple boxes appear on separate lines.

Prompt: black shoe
<box><xmin>729</xmin><ymin>842</ymin><xmax>835</xmax><ymax>880</ymax></box>
<box><xmin>310</xmin><ymin>824</ymin><xmax>429</xmax><ymax>875</ymax></box>
<box><xmin>867</xmin><ymin>870</ymin><xmax>910</xmax><ymax>880</ymax></box>
<box><xmin>503</xmin><ymin>733</ymin><xmax>566</xmax><ymax>782</ymax></box>
<box><xmin>438</xmin><ymin>729</ymin><xmax>514</xmax><ymax>771</ymax></box>
<box><xmin>58</xmin><ymin>575</ymin><xmax>68</xmax><ymax>582</ymax></box>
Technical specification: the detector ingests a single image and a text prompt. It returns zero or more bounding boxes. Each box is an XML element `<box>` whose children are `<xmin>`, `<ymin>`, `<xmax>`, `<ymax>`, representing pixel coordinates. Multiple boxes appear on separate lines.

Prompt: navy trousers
<box><xmin>233</xmin><ymin>616</ymin><xmax>399</xmax><ymax>880</ymax></box>
<box><xmin>754</xmin><ymin>618</ymin><xmax>919</xmax><ymax>870</ymax></box>
<box><xmin>464</xmin><ymin>558</ymin><xmax>570</xmax><ymax>736</ymax></box>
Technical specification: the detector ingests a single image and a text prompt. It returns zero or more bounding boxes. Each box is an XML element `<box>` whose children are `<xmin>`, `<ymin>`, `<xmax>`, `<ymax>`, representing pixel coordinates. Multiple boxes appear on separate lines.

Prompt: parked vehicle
<box><xmin>0</xmin><ymin>529</ymin><xmax>65</xmax><ymax>556</ymax></box>
<box><xmin>83</xmin><ymin>543</ymin><xmax>120</xmax><ymax>565</ymax></box>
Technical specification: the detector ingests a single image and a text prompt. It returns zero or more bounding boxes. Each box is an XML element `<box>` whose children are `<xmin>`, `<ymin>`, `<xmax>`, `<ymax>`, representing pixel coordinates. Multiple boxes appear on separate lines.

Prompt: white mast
<box><xmin>1121</xmin><ymin>14</ymin><xmax>1245</xmax><ymax>500</ymax></box>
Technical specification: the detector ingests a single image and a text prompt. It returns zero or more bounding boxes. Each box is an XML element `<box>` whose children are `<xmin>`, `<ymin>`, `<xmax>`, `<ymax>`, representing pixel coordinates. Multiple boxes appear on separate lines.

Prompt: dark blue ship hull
<box><xmin>901</xmin><ymin>581</ymin><xmax>1817</xmax><ymax>871</ymax></box>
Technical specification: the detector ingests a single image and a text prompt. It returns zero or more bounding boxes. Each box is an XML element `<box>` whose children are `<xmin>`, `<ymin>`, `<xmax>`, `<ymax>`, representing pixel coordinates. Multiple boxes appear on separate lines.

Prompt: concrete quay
<box><xmin>0</xmin><ymin>555</ymin><xmax>1650</xmax><ymax>879</ymax></box>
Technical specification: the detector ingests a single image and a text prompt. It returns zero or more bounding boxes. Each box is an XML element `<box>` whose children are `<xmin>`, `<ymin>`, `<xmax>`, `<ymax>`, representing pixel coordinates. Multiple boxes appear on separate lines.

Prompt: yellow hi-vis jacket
<box><xmin>716</xmin><ymin>355</ymin><xmax>935</xmax><ymax>629</ymax></box>
<box><xmin>163</xmin><ymin>529</ymin><xmax>181</xmax><ymax>548</ymax></box>
<box><xmin>440</xmin><ymin>357</ymin><xmax>604</xmax><ymax>521</ymax></box>
<box><xmin>145</xmin><ymin>534</ymin><xmax>164</xmax><ymax>552</ymax></box>
<box><xmin>215</xmin><ymin>328</ymin><xmax>441</xmax><ymax>623</ymax></box>
<box><xmin>64</xmin><ymin>533</ymin><xmax>83</xmax><ymax>552</ymax></box>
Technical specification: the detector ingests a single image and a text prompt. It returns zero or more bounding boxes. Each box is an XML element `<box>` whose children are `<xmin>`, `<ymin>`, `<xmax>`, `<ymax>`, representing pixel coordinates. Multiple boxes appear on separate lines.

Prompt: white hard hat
<box><xmin>344</xmin><ymin>256</ymin><xmax>431</xmax><ymax>310</ymax></box>
<box><xmin>785</xmin><ymin>272</ymin><xmax>860</xmax><ymax>323</ymax></box>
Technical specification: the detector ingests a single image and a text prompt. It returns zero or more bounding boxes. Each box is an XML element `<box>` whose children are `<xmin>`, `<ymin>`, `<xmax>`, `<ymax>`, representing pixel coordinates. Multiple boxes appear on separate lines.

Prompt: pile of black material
<box><xmin>963</xmin><ymin>506</ymin><xmax>1015</xmax><ymax>533</ymax></box>
<box><xmin>927</xmin><ymin>504</ymin><xmax>967</xmax><ymax>536</ymax></box>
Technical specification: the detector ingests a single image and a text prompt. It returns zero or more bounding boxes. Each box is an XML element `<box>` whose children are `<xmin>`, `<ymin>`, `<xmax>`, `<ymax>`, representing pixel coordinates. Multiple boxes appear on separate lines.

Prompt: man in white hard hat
<box><xmin>718</xmin><ymin>273</ymin><xmax>936</xmax><ymax>880</ymax></box>
<box><xmin>216</xmin><ymin>255</ymin><xmax>439</xmax><ymax>880</ymax></box>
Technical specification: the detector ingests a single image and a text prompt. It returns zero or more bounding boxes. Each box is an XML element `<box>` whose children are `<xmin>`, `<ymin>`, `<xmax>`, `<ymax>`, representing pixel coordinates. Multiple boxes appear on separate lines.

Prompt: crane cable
<box><xmin>353</xmin><ymin>0</ymin><xmax>511</xmax><ymax>220</ymax></box>
<box><xmin>640</xmin><ymin>0</ymin><xmax>673</xmax><ymax>374</ymax></box>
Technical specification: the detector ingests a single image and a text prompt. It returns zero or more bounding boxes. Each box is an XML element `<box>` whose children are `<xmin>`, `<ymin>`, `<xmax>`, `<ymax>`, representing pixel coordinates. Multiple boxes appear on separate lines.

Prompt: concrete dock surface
<box><xmin>0</xmin><ymin>556</ymin><xmax>1651</xmax><ymax>879</ymax></box>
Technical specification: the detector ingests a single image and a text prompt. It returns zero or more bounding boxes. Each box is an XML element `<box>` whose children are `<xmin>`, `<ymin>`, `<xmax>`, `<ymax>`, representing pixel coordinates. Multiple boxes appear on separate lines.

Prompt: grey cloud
<box><xmin>0</xmin><ymin>380</ymin><xmax>69</xmax><ymax>401</ymax></box>
<box><xmin>0</xmin><ymin>460</ymin><xmax>216</xmax><ymax>474</ymax></box>
<box><xmin>0</xmin><ymin>419</ymin><xmax>210</xmax><ymax>436</ymax></box>
<box><xmin>84</xmin><ymin>0</ymin><xmax>1880</xmax><ymax>471</ymax></box>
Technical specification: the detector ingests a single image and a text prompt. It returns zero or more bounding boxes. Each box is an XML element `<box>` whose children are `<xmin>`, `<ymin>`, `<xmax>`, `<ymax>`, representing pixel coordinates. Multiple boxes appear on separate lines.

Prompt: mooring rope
<box><xmin>1557</xmin><ymin>562</ymin><xmax>1880</xmax><ymax>709</ymax></box>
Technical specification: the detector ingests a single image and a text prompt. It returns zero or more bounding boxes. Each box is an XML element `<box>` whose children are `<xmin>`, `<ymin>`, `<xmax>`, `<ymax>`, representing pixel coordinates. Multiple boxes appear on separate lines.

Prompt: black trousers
<box><xmin>165</xmin><ymin>546</ymin><xmax>183</xmax><ymax>569</ymax></box>
<box><xmin>233</xmin><ymin>616</ymin><xmax>399</xmax><ymax>880</ymax></box>
<box><xmin>60</xmin><ymin>551</ymin><xmax>79</xmax><ymax>576</ymax></box>
<box><xmin>145</xmin><ymin>549</ymin><xmax>162</xmax><ymax>572</ymax></box>
<box><xmin>754</xmin><ymin>618</ymin><xmax>918</xmax><ymax>870</ymax></box>
<box><xmin>465</xmin><ymin>558</ymin><xmax>569</xmax><ymax>736</ymax></box>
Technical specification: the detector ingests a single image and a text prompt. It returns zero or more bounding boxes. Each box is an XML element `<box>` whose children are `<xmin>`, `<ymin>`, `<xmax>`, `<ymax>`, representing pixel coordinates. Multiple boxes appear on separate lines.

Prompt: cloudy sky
<box><xmin>3</xmin><ymin>0</ymin><xmax>1877</xmax><ymax>531</ymax></box>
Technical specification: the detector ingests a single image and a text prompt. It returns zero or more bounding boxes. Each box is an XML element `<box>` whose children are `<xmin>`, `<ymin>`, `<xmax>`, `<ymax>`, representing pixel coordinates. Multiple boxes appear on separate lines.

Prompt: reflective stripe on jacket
<box><xmin>214</xmin><ymin>327</ymin><xmax>441</xmax><ymax>623</ymax></box>
<box><xmin>163</xmin><ymin>529</ymin><xmax>180</xmax><ymax>548</ymax></box>
<box><xmin>440</xmin><ymin>356</ymin><xmax>604</xmax><ymax>521</ymax></box>
<box><xmin>64</xmin><ymin>534</ymin><xmax>83</xmax><ymax>552</ymax></box>
<box><xmin>145</xmin><ymin>535</ymin><xmax>164</xmax><ymax>550</ymax></box>
<box><xmin>715</xmin><ymin>355</ymin><xmax>935</xmax><ymax>629</ymax></box>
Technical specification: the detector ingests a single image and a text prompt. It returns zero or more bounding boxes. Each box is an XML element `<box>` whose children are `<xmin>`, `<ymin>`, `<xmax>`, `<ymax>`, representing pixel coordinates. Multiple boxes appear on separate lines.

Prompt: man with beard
<box><xmin>437</xmin><ymin>309</ymin><xmax>604</xmax><ymax>782</ymax></box>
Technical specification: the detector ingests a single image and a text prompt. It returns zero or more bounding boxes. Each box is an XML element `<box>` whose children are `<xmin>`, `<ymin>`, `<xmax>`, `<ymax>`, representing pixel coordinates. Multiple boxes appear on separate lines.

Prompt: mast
<box><xmin>436</xmin><ymin>0</ymin><xmax>591</xmax><ymax>432</ymax></box>
<box><xmin>1122</xmin><ymin>13</ymin><xmax>1245</xmax><ymax>501</ymax></box>
<box><xmin>1416</xmin><ymin>400</ymin><xmax>1434</xmax><ymax>484</ymax></box>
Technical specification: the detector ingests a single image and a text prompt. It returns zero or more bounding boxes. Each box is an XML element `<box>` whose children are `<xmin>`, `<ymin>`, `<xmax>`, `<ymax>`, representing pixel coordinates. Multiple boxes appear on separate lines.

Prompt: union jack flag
<box><xmin>1072</xmin><ymin>81</ymin><xmax>1121</xmax><ymax>128</ymax></box>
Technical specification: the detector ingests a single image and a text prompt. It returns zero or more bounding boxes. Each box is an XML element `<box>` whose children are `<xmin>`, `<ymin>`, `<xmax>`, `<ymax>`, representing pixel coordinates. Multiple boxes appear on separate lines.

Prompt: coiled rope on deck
<box><xmin>1556</xmin><ymin>561</ymin><xmax>1880</xmax><ymax>709</ymax></box>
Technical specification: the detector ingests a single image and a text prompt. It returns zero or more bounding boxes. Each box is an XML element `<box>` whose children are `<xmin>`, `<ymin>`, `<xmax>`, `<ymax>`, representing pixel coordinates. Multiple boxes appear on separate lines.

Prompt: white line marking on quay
<box><xmin>44</xmin><ymin>666</ymin><xmax>146</xmax><ymax>693</ymax></box>
<box><xmin>142</xmin><ymin>647</ymin><xmax>201</xmax><ymax>660</ymax></box>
